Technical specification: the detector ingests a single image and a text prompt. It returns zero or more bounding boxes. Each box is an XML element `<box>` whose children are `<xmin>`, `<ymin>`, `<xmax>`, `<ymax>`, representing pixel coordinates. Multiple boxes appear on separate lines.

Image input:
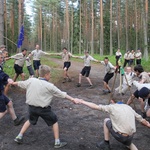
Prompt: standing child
<box><xmin>76</xmin><ymin>51</ymin><xmax>99</xmax><ymax>88</ymax></box>
<box><xmin>0</xmin><ymin>52</ymin><xmax>24</xmax><ymax>125</ymax></box>
<box><xmin>26</xmin><ymin>52</ymin><xmax>34</xmax><ymax>77</ymax></box>
<box><xmin>13</xmin><ymin>65</ymin><xmax>79</xmax><ymax>149</ymax></box>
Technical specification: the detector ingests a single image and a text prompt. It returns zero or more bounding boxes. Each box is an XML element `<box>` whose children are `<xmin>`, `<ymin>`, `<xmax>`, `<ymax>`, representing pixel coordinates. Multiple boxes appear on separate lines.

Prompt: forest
<box><xmin>0</xmin><ymin>0</ymin><xmax>149</xmax><ymax>60</ymax></box>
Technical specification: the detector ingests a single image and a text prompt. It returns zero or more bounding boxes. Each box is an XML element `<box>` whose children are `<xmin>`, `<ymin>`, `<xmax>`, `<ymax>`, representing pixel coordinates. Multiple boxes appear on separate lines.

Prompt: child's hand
<box><xmin>7</xmin><ymin>78</ymin><xmax>13</xmax><ymax>84</ymax></box>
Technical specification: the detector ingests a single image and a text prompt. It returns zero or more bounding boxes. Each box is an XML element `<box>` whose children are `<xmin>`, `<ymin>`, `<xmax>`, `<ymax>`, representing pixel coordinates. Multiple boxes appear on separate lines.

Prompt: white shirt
<box><xmin>135</xmin><ymin>52</ymin><xmax>142</xmax><ymax>59</ymax></box>
<box><xmin>100</xmin><ymin>61</ymin><xmax>115</xmax><ymax>74</ymax></box>
<box><xmin>80</xmin><ymin>55</ymin><xmax>97</xmax><ymax>66</ymax></box>
<box><xmin>60</xmin><ymin>52</ymin><xmax>72</xmax><ymax>62</ymax></box>
<box><xmin>31</xmin><ymin>49</ymin><xmax>47</xmax><ymax>60</ymax></box>
<box><xmin>18</xmin><ymin>78</ymin><xmax>67</xmax><ymax>108</ymax></box>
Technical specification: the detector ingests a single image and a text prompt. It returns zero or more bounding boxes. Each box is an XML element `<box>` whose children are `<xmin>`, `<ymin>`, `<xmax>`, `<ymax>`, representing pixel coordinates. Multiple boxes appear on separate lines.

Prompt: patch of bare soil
<box><xmin>0</xmin><ymin>58</ymin><xmax>150</xmax><ymax>150</ymax></box>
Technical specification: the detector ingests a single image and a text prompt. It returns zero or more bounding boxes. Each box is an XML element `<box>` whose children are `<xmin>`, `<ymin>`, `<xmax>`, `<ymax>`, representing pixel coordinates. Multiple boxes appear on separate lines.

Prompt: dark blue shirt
<box><xmin>0</xmin><ymin>66</ymin><xmax>9</xmax><ymax>91</ymax></box>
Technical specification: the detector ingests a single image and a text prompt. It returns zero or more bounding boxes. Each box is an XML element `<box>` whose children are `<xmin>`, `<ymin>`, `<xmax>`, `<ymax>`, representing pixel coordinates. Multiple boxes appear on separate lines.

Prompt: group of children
<box><xmin>1</xmin><ymin>44</ymin><xmax>150</xmax><ymax>150</ymax></box>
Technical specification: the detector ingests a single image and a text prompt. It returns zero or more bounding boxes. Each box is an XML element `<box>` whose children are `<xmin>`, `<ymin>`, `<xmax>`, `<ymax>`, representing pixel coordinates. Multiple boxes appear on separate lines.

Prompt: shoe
<box><xmin>103</xmin><ymin>90</ymin><xmax>111</xmax><ymax>94</ymax></box>
<box><xmin>76</xmin><ymin>83</ymin><xmax>81</xmax><ymax>87</ymax></box>
<box><xmin>62</xmin><ymin>78</ymin><xmax>67</xmax><ymax>83</ymax></box>
<box><xmin>67</xmin><ymin>78</ymin><xmax>72</xmax><ymax>82</ymax></box>
<box><xmin>14</xmin><ymin>136</ymin><xmax>23</xmax><ymax>144</ymax></box>
<box><xmin>96</xmin><ymin>141</ymin><xmax>110</xmax><ymax>150</ymax></box>
<box><xmin>142</xmin><ymin>112</ymin><xmax>147</xmax><ymax>118</ymax></box>
<box><xmin>88</xmin><ymin>85</ymin><xmax>93</xmax><ymax>89</ymax></box>
<box><xmin>54</xmin><ymin>142</ymin><xmax>67</xmax><ymax>149</ymax></box>
<box><xmin>14</xmin><ymin>116</ymin><xmax>24</xmax><ymax>126</ymax></box>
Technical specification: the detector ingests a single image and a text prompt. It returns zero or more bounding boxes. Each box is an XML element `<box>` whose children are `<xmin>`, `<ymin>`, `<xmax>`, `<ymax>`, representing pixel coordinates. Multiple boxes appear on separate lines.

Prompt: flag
<box><xmin>17</xmin><ymin>25</ymin><xmax>24</xmax><ymax>48</ymax></box>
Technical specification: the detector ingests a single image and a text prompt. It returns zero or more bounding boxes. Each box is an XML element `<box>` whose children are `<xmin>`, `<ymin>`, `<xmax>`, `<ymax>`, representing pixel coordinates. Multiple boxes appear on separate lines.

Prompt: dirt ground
<box><xmin>0</xmin><ymin>58</ymin><xmax>150</xmax><ymax>150</ymax></box>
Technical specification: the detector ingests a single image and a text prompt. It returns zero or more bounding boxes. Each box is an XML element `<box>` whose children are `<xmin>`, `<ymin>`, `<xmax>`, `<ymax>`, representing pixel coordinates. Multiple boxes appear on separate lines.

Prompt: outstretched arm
<box><xmin>141</xmin><ymin>119</ymin><xmax>150</xmax><ymax>128</ymax></box>
<box><xmin>79</xmin><ymin>99</ymin><xmax>101</xmax><ymax>110</ymax></box>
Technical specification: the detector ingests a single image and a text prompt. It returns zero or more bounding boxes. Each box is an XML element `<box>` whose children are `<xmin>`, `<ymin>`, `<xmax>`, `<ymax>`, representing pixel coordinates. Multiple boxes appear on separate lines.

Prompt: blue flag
<box><xmin>17</xmin><ymin>25</ymin><xmax>24</xmax><ymax>48</ymax></box>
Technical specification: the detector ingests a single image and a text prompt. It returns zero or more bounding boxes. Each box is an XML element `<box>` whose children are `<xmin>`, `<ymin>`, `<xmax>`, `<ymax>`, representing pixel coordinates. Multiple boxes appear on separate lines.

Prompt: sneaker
<box><xmin>103</xmin><ymin>89</ymin><xmax>111</xmax><ymax>94</ymax></box>
<box><xmin>14</xmin><ymin>136</ymin><xmax>23</xmax><ymax>144</ymax></box>
<box><xmin>96</xmin><ymin>141</ymin><xmax>110</xmax><ymax>150</ymax></box>
<box><xmin>88</xmin><ymin>85</ymin><xmax>94</xmax><ymax>89</ymax></box>
<box><xmin>62</xmin><ymin>78</ymin><xmax>67</xmax><ymax>83</ymax></box>
<box><xmin>67</xmin><ymin>78</ymin><xmax>72</xmax><ymax>82</ymax></box>
<box><xmin>14</xmin><ymin>116</ymin><xmax>24</xmax><ymax>126</ymax></box>
<box><xmin>54</xmin><ymin>142</ymin><xmax>67</xmax><ymax>149</ymax></box>
<box><xmin>76</xmin><ymin>83</ymin><xmax>81</xmax><ymax>87</ymax></box>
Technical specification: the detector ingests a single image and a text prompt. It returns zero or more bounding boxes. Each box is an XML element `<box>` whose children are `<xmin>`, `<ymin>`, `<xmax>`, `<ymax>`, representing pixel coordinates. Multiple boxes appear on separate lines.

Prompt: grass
<box><xmin>3</xmin><ymin>54</ymin><xmax>150</xmax><ymax>82</ymax></box>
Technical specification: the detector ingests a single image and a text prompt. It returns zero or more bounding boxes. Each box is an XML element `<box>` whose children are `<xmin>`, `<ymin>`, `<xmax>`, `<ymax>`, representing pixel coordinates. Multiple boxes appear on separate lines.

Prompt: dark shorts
<box><xmin>33</xmin><ymin>60</ymin><xmax>41</xmax><ymax>70</ymax></box>
<box><xmin>106</xmin><ymin>120</ymin><xmax>133</xmax><ymax>146</ymax></box>
<box><xmin>103</xmin><ymin>73</ymin><xmax>114</xmax><ymax>84</ymax></box>
<box><xmin>0</xmin><ymin>93</ymin><xmax>10</xmax><ymax>112</ymax></box>
<box><xmin>28</xmin><ymin>105</ymin><xmax>58</xmax><ymax>126</ymax></box>
<box><xmin>63</xmin><ymin>62</ymin><xmax>71</xmax><ymax>71</ymax></box>
<box><xmin>27</xmin><ymin>65</ymin><xmax>34</xmax><ymax>76</ymax></box>
<box><xmin>14</xmin><ymin>64</ymin><xmax>23</xmax><ymax>75</ymax></box>
<box><xmin>80</xmin><ymin>66</ymin><xmax>91</xmax><ymax>77</ymax></box>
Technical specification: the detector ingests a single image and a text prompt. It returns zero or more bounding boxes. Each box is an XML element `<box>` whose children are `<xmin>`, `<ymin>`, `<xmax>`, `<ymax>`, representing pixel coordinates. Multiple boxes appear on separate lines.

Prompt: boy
<box><xmin>100</xmin><ymin>57</ymin><xmax>116</xmax><ymax>93</ymax></box>
<box><xmin>13</xmin><ymin>65</ymin><xmax>79</xmax><ymax>149</ymax></box>
<box><xmin>76</xmin><ymin>51</ymin><xmax>99</xmax><ymax>88</ymax></box>
<box><xmin>31</xmin><ymin>44</ymin><xmax>50</xmax><ymax>77</ymax></box>
<box><xmin>78</xmin><ymin>98</ymin><xmax>150</xmax><ymax>150</ymax></box>
<box><xmin>115</xmin><ymin>67</ymin><xmax>135</xmax><ymax>95</ymax></box>
<box><xmin>26</xmin><ymin>52</ymin><xmax>34</xmax><ymax>77</ymax></box>
<box><xmin>10</xmin><ymin>48</ymin><xmax>27</xmax><ymax>82</ymax></box>
<box><xmin>0</xmin><ymin>52</ymin><xmax>24</xmax><ymax>125</ymax></box>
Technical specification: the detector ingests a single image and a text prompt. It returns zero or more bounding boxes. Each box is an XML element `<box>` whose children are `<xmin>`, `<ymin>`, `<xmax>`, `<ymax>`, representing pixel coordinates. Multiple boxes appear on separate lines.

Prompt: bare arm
<box><xmin>79</xmin><ymin>99</ymin><xmax>101</xmax><ymax>110</ymax></box>
<box><xmin>141</xmin><ymin>119</ymin><xmax>150</xmax><ymax>128</ymax></box>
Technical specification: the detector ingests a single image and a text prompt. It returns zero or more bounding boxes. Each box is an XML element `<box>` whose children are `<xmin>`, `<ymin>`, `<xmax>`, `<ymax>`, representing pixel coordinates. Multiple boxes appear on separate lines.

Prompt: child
<box><xmin>0</xmin><ymin>52</ymin><xmax>24</xmax><ymax>125</ymax></box>
<box><xmin>76</xmin><ymin>51</ymin><xmax>99</xmax><ymax>88</ymax></box>
<box><xmin>13</xmin><ymin>65</ymin><xmax>79</xmax><ymax>149</ymax></box>
<box><xmin>115</xmin><ymin>67</ymin><xmax>135</xmax><ymax>95</ymax></box>
<box><xmin>77</xmin><ymin>98</ymin><xmax>150</xmax><ymax>150</ymax></box>
<box><xmin>26</xmin><ymin>52</ymin><xmax>34</xmax><ymax>77</ymax></box>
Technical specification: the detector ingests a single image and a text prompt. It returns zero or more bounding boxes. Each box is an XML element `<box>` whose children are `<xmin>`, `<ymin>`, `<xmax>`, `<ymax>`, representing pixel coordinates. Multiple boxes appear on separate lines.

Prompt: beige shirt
<box><xmin>129</xmin><ymin>52</ymin><xmax>135</xmax><ymax>59</ymax></box>
<box><xmin>124</xmin><ymin>53</ymin><xmax>130</xmax><ymax>60</ymax></box>
<box><xmin>31</xmin><ymin>49</ymin><xmax>47</xmax><ymax>60</ymax></box>
<box><xmin>11</xmin><ymin>53</ymin><xmax>26</xmax><ymax>67</ymax></box>
<box><xmin>18</xmin><ymin>78</ymin><xmax>67</xmax><ymax>108</ymax></box>
<box><xmin>123</xmin><ymin>72</ymin><xmax>135</xmax><ymax>86</ymax></box>
<box><xmin>80</xmin><ymin>55</ymin><xmax>97</xmax><ymax>66</ymax></box>
<box><xmin>26</xmin><ymin>56</ymin><xmax>32</xmax><ymax>67</ymax></box>
<box><xmin>98</xmin><ymin>104</ymin><xmax>143</xmax><ymax>135</ymax></box>
<box><xmin>60</xmin><ymin>52</ymin><xmax>72</xmax><ymax>62</ymax></box>
<box><xmin>100</xmin><ymin>61</ymin><xmax>115</xmax><ymax>74</ymax></box>
<box><xmin>135</xmin><ymin>52</ymin><xmax>142</xmax><ymax>59</ymax></box>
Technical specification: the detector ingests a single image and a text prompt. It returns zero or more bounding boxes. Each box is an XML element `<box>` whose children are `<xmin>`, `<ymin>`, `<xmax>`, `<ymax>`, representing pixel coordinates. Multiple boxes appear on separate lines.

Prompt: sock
<box><xmin>55</xmin><ymin>139</ymin><xmax>60</xmax><ymax>145</ymax></box>
<box><xmin>17</xmin><ymin>133</ymin><xmax>23</xmax><ymax>138</ymax></box>
<box><xmin>104</xmin><ymin>140</ymin><xmax>109</xmax><ymax>144</ymax></box>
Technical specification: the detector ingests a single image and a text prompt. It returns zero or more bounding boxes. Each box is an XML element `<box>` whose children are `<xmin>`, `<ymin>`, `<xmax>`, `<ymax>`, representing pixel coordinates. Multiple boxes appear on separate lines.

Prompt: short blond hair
<box><xmin>39</xmin><ymin>65</ymin><xmax>51</xmax><ymax>77</ymax></box>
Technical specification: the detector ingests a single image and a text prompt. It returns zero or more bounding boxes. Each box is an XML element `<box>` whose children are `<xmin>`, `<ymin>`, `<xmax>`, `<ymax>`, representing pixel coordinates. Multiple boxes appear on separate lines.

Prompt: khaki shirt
<box><xmin>18</xmin><ymin>78</ymin><xmax>67</xmax><ymax>108</ymax></box>
<box><xmin>31</xmin><ymin>49</ymin><xmax>47</xmax><ymax>60</ymax></box>
<box><xmin>11</xmin><ymin>53</ymin><xmax>26</xmax><ymax>67</ymax></box>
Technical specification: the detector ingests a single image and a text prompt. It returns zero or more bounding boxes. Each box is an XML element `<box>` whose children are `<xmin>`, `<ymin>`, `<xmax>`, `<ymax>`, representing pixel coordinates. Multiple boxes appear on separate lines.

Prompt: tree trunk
<box><xmin>110</xmin><ymin>0</ymin><xmax>113</xmax><ymax>55</ymax></box>
<box><xmin>141</xmin><ymin>0</ymin><xmax>148</xmax><ymax>60</ymax></box>
<box><xmin>100</xmin><ymin>0</ymin><xmax>103</xmax><ymax>56</ymax></box>
<box><xmin>125</xmin><ymin>0</ymin><xmax>128</xmax><ymax>51</ymax></box>
<box><xmin>117</xmin><ymin>0</ymin><xmax>120</xmax><ymax>49</ymax></box>
<box><xmin>0</xmin><ymin>0</ymin><xmax>4</xmax><ymax>45</ymax></box>
<box><xmin>135</xmin><ymin>0</ymin><xmax>138</xmax><ymax>51</ymax></box>
<box><xmin>91</xmin><ymin>0</ymin><xmax>94</xmax><ymax>55</ymax></box>
<box><xmin>79</xmin><ymin>1</ymin><xmax>81</xmax><ymax>54</ymax></box>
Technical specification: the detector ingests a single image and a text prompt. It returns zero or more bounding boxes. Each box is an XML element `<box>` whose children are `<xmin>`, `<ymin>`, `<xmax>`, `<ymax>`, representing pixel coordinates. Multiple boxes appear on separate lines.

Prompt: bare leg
<box><xmin>146</xmin><ymin>109</ymin><xmax>150</xmax><ymax>117</ymax></box>
<box><xmin>35</xmin><ymin>69</ymin><xmax>39</xmax><ymax>77</ymax></box>
<box><xmin>103</xmin><ymin>81</ymin><xmax>111</xmax><ymax>91</ymax></box>
<box><xmin>7</xmin><ymin>101</ymin><xmax>17</xmax><ymax>120</ymax></box>
<box><xmin>78</xmin><ymin>74</ymin><xmax>82</xmax><ymax>84</ymax></box>
<box><xmin>0</xmin><ymin>110</ymin><xmax>7</xmax><ymax>119</ymax></box>
<box><xmin>20</xmin><ymin>73</ymin><xmax>25</xmax><ymax>81</ymax></box>
<box><xmin>13</xmin><ymin>73</ymin><xmax>19</xmax><ymax>82</ymax></box>
<box><xmin>86</xmin><ymin>77</ymin><xmax>93</xmax><ymax>85</ymax></box>
<box><xmin>19</xmin><ymin>120</ymin><xmax>31</xmax><ymax>135</ymax></box>
<box><xmin>139</xmin><ymin>98</ymin><xmax>145</xmax><ymax>113</ymax></box>
<box><xmin>103</xmin><ymin>118</ymin><xmax>110</xmax><ymax>141</ymax></box>
<box><xmin>53</xmin><ymin>122</ymin><xmax>59</xmax><ymax>139</ymax></box>
<box><xmin>127</xmin><ymin>143</ymin><xmax>138</xmax><ymax>150</ymax></box>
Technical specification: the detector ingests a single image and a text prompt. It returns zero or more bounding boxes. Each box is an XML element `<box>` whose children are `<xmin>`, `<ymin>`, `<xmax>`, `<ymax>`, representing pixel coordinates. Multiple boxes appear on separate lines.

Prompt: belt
<box><xmin>118</xmin><ymin>132</ymin><xmax>129</xmax><ymax>137</ymax></box>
